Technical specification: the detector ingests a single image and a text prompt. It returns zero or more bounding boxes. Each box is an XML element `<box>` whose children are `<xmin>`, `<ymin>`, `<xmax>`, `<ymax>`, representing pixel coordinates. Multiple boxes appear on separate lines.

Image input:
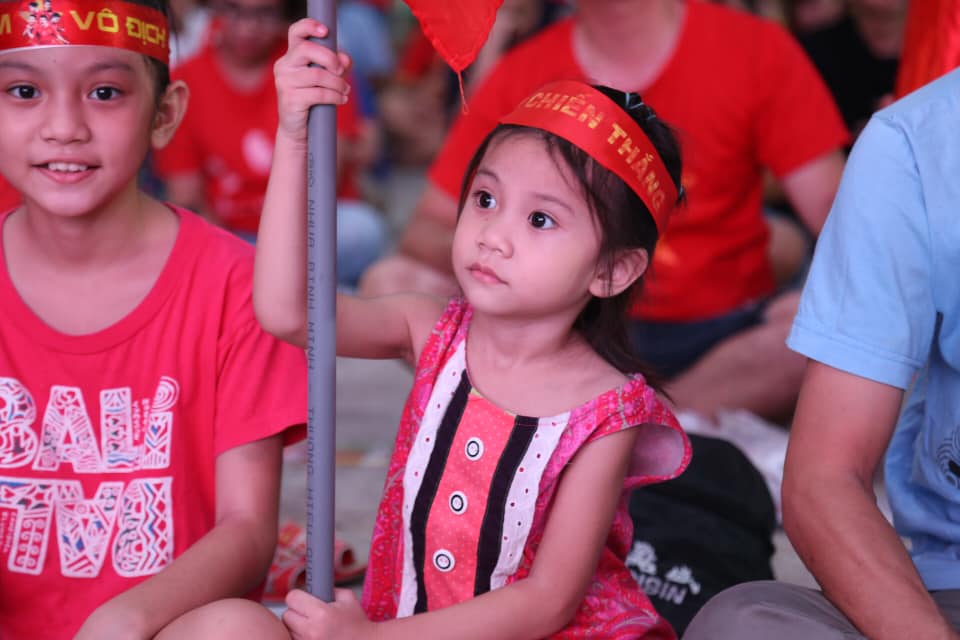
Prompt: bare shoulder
<box><xmin>576</xmin><ymin>349</ymin><xmax>632</xmax><ymax>396</ymax></box>
<box><xmin>550</xmin><ymin>345</ymin><xmax>633</xmax><ymax>408</ymax></box>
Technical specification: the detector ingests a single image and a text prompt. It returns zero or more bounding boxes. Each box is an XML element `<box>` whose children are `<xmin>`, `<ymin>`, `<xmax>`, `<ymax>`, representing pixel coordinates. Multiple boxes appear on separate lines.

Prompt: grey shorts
<box><xmin>682</xmin><ymin>580</ymin><xmax>960</xmax><ymax>639</ymax></box>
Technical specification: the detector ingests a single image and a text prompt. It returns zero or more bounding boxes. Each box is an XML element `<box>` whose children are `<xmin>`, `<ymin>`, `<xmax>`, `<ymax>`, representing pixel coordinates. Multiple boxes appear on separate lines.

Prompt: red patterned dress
<box><xmin>362</xmin><ymin>298</ymin><xmax>691</xmax><ymax>638</ymax></box>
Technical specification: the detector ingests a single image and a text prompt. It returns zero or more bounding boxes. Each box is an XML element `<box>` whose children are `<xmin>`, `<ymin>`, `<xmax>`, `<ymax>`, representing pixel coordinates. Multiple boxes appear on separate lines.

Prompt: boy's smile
<box><xmin>35</xmin><ymin>161</ymin><xmax>99</xmax><ymax>184</ymax></box>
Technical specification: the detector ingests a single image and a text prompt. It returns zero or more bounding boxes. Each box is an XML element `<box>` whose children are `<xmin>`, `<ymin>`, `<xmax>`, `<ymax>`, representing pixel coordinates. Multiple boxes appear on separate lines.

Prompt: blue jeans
<box><xmin>337</xmin><ymin>1</ymin><xmax>394</xmax><ymax>80</ymax></box>
<box><xmin>629</xmin><ymin>300</ymin><xmax>770</xmax><ymax>378</ymax></box>
<box><xmin>335</xmin><ymin>199</ymin><xmax>388</xmax><ymax>287</ymax></box>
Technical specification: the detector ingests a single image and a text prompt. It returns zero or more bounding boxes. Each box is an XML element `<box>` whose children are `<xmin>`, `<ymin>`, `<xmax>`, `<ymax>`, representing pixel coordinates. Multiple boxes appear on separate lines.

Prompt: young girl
<box><xmin>254</xmin><ymin>21</ymin><xmax>691</xmax><ymax>640</ymax></box>
<box><xmin>0</xmin><ymin>1</ymin><xmax>342</xmax><ymax>637</ymax></box>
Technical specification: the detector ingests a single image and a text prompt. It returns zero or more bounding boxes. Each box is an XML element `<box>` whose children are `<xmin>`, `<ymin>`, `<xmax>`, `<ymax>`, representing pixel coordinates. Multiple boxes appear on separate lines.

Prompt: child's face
<box><xmin>0</xmin><ymin>46</ymin><xmax>158</xmax><ymax>219</ymax></box>
<box><xmin>452</xmin><ymin>133</ymin><xmax>606</xmax><ymax>318</ymax></box>
<box><xmin>213</xmin><ymin>0</ymin><xmax>288</xmax><ymax>66</ymax></box>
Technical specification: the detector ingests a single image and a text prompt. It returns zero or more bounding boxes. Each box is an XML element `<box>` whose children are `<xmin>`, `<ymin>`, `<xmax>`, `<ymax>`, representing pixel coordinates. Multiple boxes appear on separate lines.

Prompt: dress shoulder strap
<box><xmin>410</xmin><ymin>297</ymin><xmax>471</xmax><ymax>379</ymax></box>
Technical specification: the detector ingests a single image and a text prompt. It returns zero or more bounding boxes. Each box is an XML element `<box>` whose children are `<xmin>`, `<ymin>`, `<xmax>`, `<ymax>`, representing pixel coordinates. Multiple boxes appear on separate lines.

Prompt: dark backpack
<box><xmin>627</xmin><ymin>434</ymin><xmax>777</xmax><ymax>635</ymax></box>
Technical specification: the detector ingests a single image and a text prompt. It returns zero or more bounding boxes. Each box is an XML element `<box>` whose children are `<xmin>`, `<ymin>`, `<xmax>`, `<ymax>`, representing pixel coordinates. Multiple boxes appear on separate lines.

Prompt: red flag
<box><xmin>402</xmin><ymin>0</ymin><xmax>505</xmax><ymax>73</ymax></box>
<box><xmin>895</xmin><ymin>0</ymin><xmax>960</xmax><ymax>97</ymax></box>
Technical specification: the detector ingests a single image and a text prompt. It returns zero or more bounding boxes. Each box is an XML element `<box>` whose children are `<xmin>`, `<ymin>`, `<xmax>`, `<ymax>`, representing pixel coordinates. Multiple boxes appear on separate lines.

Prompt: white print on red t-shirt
<box><xmin>242</xmin><ymin>129</ymin><xmax>275</xmax><ymax>175</ymax></box>
<box><xmin>0</xmin><ymin>376</ymin><xmax>178</xmax><ymax>579</ymax></box>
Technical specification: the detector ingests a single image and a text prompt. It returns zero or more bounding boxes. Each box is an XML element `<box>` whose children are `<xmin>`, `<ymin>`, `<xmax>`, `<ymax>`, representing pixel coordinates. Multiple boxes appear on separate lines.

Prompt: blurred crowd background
<box><xmin>0</xmin><ymin>2</ymin><xmax>918</xmax><ymax>633</ymax></box>
<box><xmin>133</xmin><ymin>0</ymin><xmax>905</xmax><ymax>291</ymax></box>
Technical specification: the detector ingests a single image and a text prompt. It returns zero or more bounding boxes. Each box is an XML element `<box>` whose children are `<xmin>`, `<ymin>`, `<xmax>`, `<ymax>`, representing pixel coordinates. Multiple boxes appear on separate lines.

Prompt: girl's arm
<box><xmin>283</xmin><ymin>427</ymin><xmax>642</xmax><ymax>640</ymax></box>
<box><xmin>253</xmin><ymin>20</ymin><xmax>444</xmax><ymax>361</ymax></box>
<box><xmin>253</xmin><ymin>18</ymin><xmax>351</xmax><ymax>346</ymax></box>
<box><xmin>74</xmin><ymin>435</ymin><xmax>285</xmax><ymax>640</ymax></box>
<box><xmin>336</xmin><ymin>292</ymin><xmax>446</xmax><ymax>363</ymax></box>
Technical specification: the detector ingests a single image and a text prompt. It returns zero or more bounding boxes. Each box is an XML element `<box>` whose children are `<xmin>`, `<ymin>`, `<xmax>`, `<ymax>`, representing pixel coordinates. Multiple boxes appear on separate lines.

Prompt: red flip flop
<box><xmin>334</xmin><ymin>537</ymin><xmax>366</xmax><ymax>585</ymax></box>
<box><xmin>263</xmin><ymin>521</ymin><xmax>367</xmax><ymax>603</ymax></box>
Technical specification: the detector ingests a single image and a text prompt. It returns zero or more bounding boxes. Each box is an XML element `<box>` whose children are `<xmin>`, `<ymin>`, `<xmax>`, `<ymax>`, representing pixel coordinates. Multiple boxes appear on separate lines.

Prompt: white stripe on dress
<box><xmin>488</xmin><ymin>410</ymin><xmax>570</xmax><ymax>590</ymax></box>
<box><xmin>397</xmin><ymin>342</ymin><xmax>467</xmax><ymax>617</ymax></box>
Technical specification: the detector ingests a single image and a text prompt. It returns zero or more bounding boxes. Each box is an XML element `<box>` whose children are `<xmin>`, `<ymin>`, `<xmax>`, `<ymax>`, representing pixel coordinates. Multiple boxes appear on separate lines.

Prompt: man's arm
<box><xmin>783</xmin><ymin>361</ymin><xmax>958</xmax><ymax>640</ymax></box>
<box><xmin>396</xmin><ymin>182</ymin><xmax>460</xmax><ymax>274</ymax></box>
<box><xmin>778</xmin><ymin>149</ymin><xmax>845</xmax><ymax>236</ymax></box>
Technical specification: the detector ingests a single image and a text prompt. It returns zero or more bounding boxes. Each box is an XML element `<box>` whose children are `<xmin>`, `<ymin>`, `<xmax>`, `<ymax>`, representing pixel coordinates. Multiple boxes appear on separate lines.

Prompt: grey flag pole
<box><xmin>305</xmin><ymin>0</ymin><xmax>337</xmax><ymax>602</ymax></box>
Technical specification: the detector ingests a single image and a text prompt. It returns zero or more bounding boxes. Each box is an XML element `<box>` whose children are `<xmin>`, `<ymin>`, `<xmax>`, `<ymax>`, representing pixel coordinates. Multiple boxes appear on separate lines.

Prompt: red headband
<box><xmin>0</xmin><ymin>0</ymin><xmax>169</xmax><ymax>65</ymax></box>
<box><xmin>499</xmin><ymin>81</ymin><xmax>678</xmax><ymax>234</ymax></box>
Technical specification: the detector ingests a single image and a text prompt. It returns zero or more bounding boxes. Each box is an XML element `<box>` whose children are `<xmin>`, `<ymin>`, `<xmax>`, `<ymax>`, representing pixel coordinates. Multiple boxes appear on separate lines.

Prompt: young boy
<box><xmin>0</xmin><ymin>0</ymin><xmax>346</xmax><ymax>636</ymax></box>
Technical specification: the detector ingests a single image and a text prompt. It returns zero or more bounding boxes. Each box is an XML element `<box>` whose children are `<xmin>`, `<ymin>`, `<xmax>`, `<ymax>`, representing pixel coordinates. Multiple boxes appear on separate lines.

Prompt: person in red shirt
<box><xmin>155</xmin><ymin>0</ymin><xmax>386</xmax><ymax>286</ymax></box>
<box><xmin>360</xmin><ymin>0</ymin><xmax>849</xmax><ymax>421</ymax></box>
<box><xmin>0</xmin><ymin>0</ymin><xmax>346</xmax><ymax>636</ymax></box>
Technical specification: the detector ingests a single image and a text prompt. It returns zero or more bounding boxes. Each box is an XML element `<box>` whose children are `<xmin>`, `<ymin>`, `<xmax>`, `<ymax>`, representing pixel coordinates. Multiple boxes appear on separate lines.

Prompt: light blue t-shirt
<box><xmin>788</xmin><ymin>68</ymin><xmax>960</xmax><ymax>590</ymax></box>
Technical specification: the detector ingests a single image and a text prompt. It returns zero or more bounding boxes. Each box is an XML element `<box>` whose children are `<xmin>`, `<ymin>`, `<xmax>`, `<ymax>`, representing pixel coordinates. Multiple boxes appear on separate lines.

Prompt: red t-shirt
<box><xmin>154</xmin><ymin>43</ymin><xmax>363</xmax><ymax>234</ymax></box>
<box><xmin>0</xmin><ymin>175</ymin><xmax>19</xmax><ymax>213</ymax></box>
<box><xmin>0</xmin><ymin>207</ymin><xmax>307</xmax><ymax>638</ymax></box>
<box><xmin>428</xmin><ymin>2</ymin><xmax>849</xmax><ymax>321</ymax></box>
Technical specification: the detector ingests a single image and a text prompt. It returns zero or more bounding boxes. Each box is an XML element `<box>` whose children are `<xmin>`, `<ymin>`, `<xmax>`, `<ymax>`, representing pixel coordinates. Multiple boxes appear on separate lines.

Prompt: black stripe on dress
<box><xmin>474</xmin><ymin>414</ymin><xmax>538</xmax><ymax>596</ymax></box>
<box><xmin>410</xmin><ymin>371</ymin><xmax>472</xmax><ymax>613</ymax></box>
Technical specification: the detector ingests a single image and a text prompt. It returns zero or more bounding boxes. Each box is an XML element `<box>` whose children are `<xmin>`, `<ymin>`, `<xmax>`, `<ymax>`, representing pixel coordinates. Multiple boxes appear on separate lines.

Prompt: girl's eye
<box><xmin>474</xmin><ymin>190</ymin><xmax>496</xmax><ymax>209</ymax></box>
<box><xmin>89</xmin><ymin>86</ymin><xmax>122</xmax><ymax>101</ymax></box>
<box><xmin>529</xmin><ymin>211</ymin><xmax>557</xmax><ymax>229</ymax></box>
<box><xmin>7</xmin><ymin>85</ymin><xmax>38</xmax><ymax>100</ymax></box>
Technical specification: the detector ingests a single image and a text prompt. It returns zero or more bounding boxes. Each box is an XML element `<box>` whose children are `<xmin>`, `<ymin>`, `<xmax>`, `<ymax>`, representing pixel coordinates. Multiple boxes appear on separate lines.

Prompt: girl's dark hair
<box><xmin>457</xmin><ymin>86</ymin><xmax>684</xmax><ymax>386</ymax></box>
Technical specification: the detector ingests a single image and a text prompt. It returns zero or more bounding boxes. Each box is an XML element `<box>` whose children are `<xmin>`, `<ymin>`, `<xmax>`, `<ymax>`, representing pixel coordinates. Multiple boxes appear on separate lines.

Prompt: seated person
<box><xmin>361</xmin><ymin>0</ymin><xmax>848</xmax><ymax>421</ymax></box>
<box><xmin>155</xmin><ymin>0</ymin><xmax>386</xmax><ymax>286</ymax></box>
<box><xmin>684</xmin><ymin>67</ymin><xmax>960</xmax><ymax>640</ymax></box>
